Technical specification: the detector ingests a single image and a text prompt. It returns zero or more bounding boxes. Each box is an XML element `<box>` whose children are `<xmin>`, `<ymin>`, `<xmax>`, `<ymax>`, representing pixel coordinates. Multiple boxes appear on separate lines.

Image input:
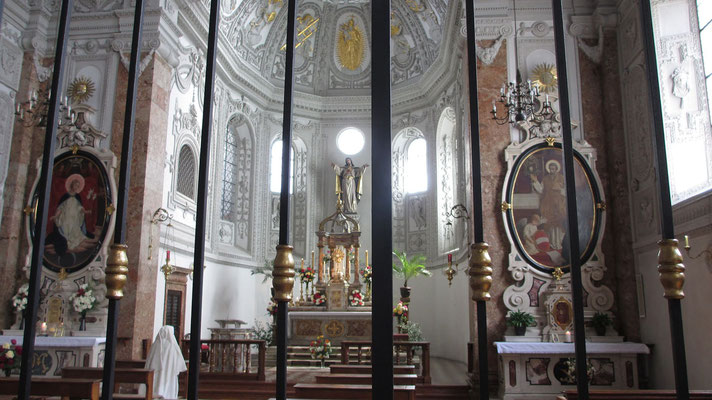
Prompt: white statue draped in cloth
<box><xmin>331</xmin><ymin>158</ymin><xmax>368</xmax><ymax>214</ymax></box>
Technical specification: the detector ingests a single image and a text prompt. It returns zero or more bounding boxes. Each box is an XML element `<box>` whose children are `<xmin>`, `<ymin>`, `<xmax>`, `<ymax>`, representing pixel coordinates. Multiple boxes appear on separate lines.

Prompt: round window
<box><xmin>336</xmin><ymin>127</ymin><xmax>365</xmax><ymax>155</ymax></box>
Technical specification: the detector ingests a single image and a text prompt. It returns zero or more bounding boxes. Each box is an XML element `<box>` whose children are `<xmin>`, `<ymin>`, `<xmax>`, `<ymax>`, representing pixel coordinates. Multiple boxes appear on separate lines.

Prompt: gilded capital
<box><xmin>658</xmin><ymin>239</ymin><xmax>685</xmax><ymax>299</ymax></box>
<box><xmin>105</xmin><ymin>243</ymin><xmax>129</xmax><ymax>300</ymax></box>
<box><xmin>469</xmin><ymin>242</ymin><xmax>493</xmax><ymax>302</ymax></box>
<box><xmin>273</xmin><ymin>244</ymin><xmax>296</xmax><ymax>302</ymax></box>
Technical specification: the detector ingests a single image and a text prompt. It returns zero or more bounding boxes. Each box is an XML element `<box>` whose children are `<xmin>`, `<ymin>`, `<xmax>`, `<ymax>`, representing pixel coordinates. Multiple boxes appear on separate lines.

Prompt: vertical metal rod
<box><xmin>463</xmin><ymin>0</ymin><xmax>488</xmax><ymax>397</ymax></box>
<box><xmin>372</xmin><ymin>0</ymin><xmax>394</xmax><ymax>397</ymax></box>
<box><xmin>639</xmin><ymin>1</ymin><xmax>689</xmax><ymax>398</ymax></box>
<box><xmin>275</xmin><ymin>0</ymin><xmax>297</xmax><ymax>397</ymax></box>
<box><xmin>551</xmin><ymin>0</ymin><xmax>588</xmax><ymax>397</ymax></box>
<box><xmin>102</xmin><ymin>0</ymin><xmax>145</xmax><ymax>397</ymax></box>
<box><xmin>17</xmin><ymin>0</ymin><xmax>72</xmax><ymax>398</ymax></box>
<box><xmin>187</xmin><ymin>0</ymin><xmax>221</xmax><ymax>396</ymax></box>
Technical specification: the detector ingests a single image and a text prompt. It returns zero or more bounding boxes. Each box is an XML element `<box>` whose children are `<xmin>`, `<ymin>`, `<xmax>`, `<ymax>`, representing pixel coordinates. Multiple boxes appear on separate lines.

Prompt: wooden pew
<box><xmin>61</xmin><ymin>367</ymin><xmax>153</xmax><ymax>400</ymax></box>
<box><xmin>294</xmin><ymin>383</ymin><xmax>416</xmax><ymax>400</ymax></box>
<box><xmin>0</xmin><ymin>377</ymin><xmax>100</xmax><ymax>400</ymax></box>
<box><xmin>315</xmin><ymin>373</ymin><xmax>418</xmax><ymax>385</ymax></box>
<box><xmin>116</xmin><ymin>360</ymin><xmax>147</xmax><ymax>369</ymax></box>
<box><xmin>329</xmin><ymin>364</ymin><xmax>416</xmax><ymax>375</ymax></box>
<box><xmin>560</xmin><ymin>389</ymin><xmax>712</xmax><ymax>399</ymax></box>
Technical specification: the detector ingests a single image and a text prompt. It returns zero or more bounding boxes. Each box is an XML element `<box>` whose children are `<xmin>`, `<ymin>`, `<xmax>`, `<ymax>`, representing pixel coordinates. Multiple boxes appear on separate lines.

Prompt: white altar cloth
<box><xmin>0</xmin><ymin>336</ymin><xmax>106</xmax><ymax>347</ymax></box>
<box><xmin>495</xmin><ymin>341</ymin><xmax>649</xmax><ymax>355</ymax></box>
<box><xmin>0</xmin><ymin>335</ymin><xmax>105</xmax><ymax>376</ymax></box>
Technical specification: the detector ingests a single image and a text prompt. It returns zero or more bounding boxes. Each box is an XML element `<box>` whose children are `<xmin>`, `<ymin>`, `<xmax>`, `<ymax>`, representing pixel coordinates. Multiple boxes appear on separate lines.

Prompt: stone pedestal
<box><xmin>326</xmin><ymin>280</ymin><xmax>349</xmax><ymax>311</ymax></box>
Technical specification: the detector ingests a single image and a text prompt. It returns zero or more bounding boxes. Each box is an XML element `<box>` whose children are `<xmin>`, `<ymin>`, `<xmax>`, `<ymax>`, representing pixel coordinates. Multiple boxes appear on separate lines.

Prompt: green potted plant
<box><xmin>591</xmin><ymin>312</ymin><xmax>612</xmax><ymax>336</ymax></box>
<box><xmin>392</xmin><ymin>250</ymin><xmax>431</xmax><ymax>303</ymax></box>
<box><xmin>506</xmin><ymin>310</ymin><xmax>536</xmax><ymax>336</ymax></box>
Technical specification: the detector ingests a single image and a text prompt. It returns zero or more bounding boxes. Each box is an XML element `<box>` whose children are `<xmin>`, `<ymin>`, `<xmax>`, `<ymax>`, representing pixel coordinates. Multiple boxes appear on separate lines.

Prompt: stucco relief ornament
<box><xmin>337</xmin><ymin>17</ymin><xmax>364</xmax><ymax>71</ymax></box>
<box><xmin>67</xmin><ymin>76</ymin><xmax>95</xmax><ymax>104</ymax></box>
<box><xmin>671</xmin><ymin>67</ymin><xmax>690</xmax><ymax>108</ymax></box>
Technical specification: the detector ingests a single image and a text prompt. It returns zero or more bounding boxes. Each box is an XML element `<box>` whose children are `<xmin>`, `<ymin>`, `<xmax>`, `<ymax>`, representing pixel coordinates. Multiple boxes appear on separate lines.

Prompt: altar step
<box><xmin>293</xmin><ymin>383</ymin><xmax>416</xmax><ymax>400</ymax></box>
<box><xmin>285</xmin><ymin>345</ymin><xmax>371</xmax><ymax>367</ymax></box>
<box><xmin>191</xmin><ymin>372</ymin><xmax>295</xmax><ymax>399</ymax></box>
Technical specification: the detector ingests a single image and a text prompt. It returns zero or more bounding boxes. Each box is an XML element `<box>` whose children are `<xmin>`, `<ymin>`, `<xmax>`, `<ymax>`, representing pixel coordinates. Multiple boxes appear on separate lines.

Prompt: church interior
<box><xmin>0</xmin><ymin>0</ymin><xmax>711</xmax><ymax>398</ymax></box>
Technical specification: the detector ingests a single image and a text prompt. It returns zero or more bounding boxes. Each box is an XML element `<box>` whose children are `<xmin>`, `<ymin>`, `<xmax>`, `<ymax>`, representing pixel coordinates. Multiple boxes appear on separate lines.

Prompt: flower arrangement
<box><xmin>69</xmin><ymin>283</ymin><xmax>97</xmax><ymax>316</ymax></box>
<box><xmin>349</xmin><ymin>290</ymin><xmax>364</xmax><ymax>306</ymax></box>
<box><xmin>313</xmin><ymin>292</ymin><xmax>326</xmax><ymax>306</ymax></box>
<box><xmin>360</xmin><ymin>265</ymin><xmax>372</xmax><ymax>283</ymax></box>
<box><xmin>267</xmin><ymin>301</ymin><xmax>278</xmax><ymax>316</ymax></box>
<box><xmin>309</xmin><ymin>335</ymin><xmax>332</xmax><ymax>364</ymax></box>
<box><xmin>299</xmin><ymin>266</ymin><xmax>316</xmax><ymax>282</ymax></box>
<box><xmin>393</xmin><ymin>301</ymin><xmax>408</xmax><ymax>323</ymax></box>
<box><xmin>11</xmin><ymin>283</ymin><xmax>29</xmax><ymax>313</ymax></box>
<box><xmin>0</xmin><ymin>340</ymin><xmax>22</xmax><ymax>376</ymax></box>
<box><xmin>322</xmin><ymin>250</ymin><xmax>332</xmax><ymax>263</ymax></box>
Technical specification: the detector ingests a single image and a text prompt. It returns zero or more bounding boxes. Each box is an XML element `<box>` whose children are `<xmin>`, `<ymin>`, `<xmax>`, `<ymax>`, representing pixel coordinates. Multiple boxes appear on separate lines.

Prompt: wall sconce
<box><xmin>684</xmin><ymin>235</ymin><xmax>712</xmax><ymax>266</ymax></box>
<box><xmin>148</xmin><ymin>208</ymin><xmax>172</xmax><ymax>260</ymax></box>
<box><xmin>443</xmin><ymin>253</ymin><xmax>465</xmax><ymax>286</ymax></box>
<box><xmin>445</xmin><ymin>204</ymin><xmax>470</xmax><ymax>226</ymax></box>
<box><xmin>188</xmin><ymin>263</ymin><xmax>206</xmax><ymax>281</ymax></box>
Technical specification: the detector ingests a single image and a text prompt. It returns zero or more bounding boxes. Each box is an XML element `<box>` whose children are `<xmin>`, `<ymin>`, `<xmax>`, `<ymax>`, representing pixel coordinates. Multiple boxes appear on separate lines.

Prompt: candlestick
<box><xmin>448</xmin><ymin>253</ymin><xmax>452</xmax><ymax>263</ymax></box>
<box><xmin>166</xmin><ymin>250</ymin><xmax>170</xmax><ymax>261</ymax></box>
<box><xmin>41</xmin><ymin>321</ymin><xmax>47</xmax><ymax>334</ymax></box>
<box><xmin>684</xmin><ymin>235</ymin><xmax>690</xmax><ymax>249</ymax></box>
<box><xmin>365</xmin><ymin>250</ymin><xmax>368</xmax><ymax>267</ymax></box>
<box><xmin>301</xmin><ymin>258</ymin><xmax>305</xmax><ymax>269</ymax></box>
<box><xmin>565</xmin><ymin>330</ymin><xmax>572</xmax><ymax>343</ymax></box>
<box><xmin>311</xmin><ymin>251</ymin><xmax>315</xmax><ymax>267</ymax></box>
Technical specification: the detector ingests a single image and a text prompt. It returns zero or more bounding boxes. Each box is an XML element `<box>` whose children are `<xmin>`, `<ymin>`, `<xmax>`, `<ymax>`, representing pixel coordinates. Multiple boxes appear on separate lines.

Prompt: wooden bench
<box><xmin>329</xmin><ymin>364</ymin><xmax>416</xmax><ymax>375</ymax></box>
<box><xmin>294</xmin><ymin>383</ymin><xmax>416</xmax><ymax>400</ymax></box>
<box><xmin>560</xmin><ymin>389</ymin><xmax>712</xmax><ymax>399</ymax></box>
<box><xmin>116</xmin><ymin>360</ymin><xmax>147</xmax><ymax>369</ymax></box>
<box><xmin>61</xmin><ymin>367</ymin><xmax>153</xmax><ymax>400</ymax></box>
<box><xmin>315</xmin><ymin>373</ymin><xmax>418</xmax><ymax>385</ymax></box>
<box><xmin>0</xmin><ymin>377</ymin><xmax>100</xmax><ymax>400</ymax></box>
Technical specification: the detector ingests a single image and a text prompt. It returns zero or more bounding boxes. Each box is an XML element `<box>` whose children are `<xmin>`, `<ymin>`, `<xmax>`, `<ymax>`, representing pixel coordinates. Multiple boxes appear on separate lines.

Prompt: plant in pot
<box><xmin>591</xmin><ymin>312</ymin><xmax>612</xmax><ymax>336</ymax></box>
<box><xmin>392</xmin><ymin>250</ymin><xmax>431</xmax><ymax>304</ymax></box>
<box><xmin>506</xmin><ymin>310</ymin><xmax>536</xmax><ymax>336</ymax></box>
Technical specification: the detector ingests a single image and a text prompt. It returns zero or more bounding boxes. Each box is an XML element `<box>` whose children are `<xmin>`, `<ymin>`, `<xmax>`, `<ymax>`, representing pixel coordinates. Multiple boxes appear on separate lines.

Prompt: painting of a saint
<box><xmin>505</xmin><ymin>144</ymin><xmax>602</xmax><ymax>272</ymax></box>
<box><xmin>30</xmin><ymin>151</ymin><xmax>112</xmax><ymax>272</ymax></box>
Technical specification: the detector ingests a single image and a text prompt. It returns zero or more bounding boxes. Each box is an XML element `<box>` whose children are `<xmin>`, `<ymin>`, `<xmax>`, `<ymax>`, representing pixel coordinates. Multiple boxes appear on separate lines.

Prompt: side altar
<box><xmin>288</xmin><ymin>200</ymin><xmax>372</xmax><ymax>345</ymax></box>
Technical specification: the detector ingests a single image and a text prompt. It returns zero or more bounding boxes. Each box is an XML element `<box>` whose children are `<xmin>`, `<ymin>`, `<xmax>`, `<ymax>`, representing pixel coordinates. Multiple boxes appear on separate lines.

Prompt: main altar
<box><xmin>288</xmin><ymin>197</ymin><xmax>372</xmax><ymax>345</ymax></box>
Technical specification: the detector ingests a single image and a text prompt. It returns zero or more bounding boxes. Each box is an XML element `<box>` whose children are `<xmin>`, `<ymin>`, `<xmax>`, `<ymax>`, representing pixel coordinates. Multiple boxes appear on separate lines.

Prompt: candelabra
<box><xmin>15</xmin><ymin>88</ymin><xmax>76</xmax><ymax>128</ymax></box>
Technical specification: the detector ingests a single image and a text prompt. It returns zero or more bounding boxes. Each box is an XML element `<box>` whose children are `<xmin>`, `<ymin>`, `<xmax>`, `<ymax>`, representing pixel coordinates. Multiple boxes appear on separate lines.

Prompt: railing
<box><xmin>340</xmin><ymin>340</ymin><xmax>431</xmax><ymax>384</ymax></box>
<box><xmin>181</xmin><ymin>339</ymin><xmax>266</xmax><ymax>380</ymax></box>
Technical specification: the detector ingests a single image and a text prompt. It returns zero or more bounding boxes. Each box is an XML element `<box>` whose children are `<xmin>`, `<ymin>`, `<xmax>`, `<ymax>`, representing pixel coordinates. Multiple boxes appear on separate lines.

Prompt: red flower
<box><xmin>10</xmin><ymin>340</ymin><xmax>16</xmax><ymax>345</ymax></box>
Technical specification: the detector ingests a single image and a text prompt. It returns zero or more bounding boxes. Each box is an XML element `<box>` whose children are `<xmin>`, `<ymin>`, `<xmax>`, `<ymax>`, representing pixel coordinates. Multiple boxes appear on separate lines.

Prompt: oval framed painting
<box><xmin>29</xmin><ymin>150</ymin><xmax>113</xmax><ymax>273</ymax></box>
<box><xmin>503</xmin><ymin>143</ymin><xmax>603</xmax><ymax>274</ymax></box>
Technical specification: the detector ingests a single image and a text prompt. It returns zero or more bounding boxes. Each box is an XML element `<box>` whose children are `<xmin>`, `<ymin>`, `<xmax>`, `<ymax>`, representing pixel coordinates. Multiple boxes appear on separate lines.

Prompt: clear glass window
<box><xmin>405</xmin><ymin>137</ymin><xmax>427</xmax><ymax>194</ymax></box>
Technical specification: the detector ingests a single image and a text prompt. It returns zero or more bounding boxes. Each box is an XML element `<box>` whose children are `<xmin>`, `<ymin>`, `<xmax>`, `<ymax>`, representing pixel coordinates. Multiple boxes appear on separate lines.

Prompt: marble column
<box><xmin>110</xmin><ymin>54</ymin><xmax>170</xmax><ymax>359</ymax></box>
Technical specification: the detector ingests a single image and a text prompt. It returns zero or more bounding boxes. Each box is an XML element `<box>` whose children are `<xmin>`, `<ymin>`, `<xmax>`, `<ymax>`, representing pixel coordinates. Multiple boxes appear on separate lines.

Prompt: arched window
<box><xmin>405</xmin><ymin>137</ymin><xmax>427</xmax><ymax>194</ymax></box>
<box><xmin>221</xmin><ymin>115</ymin><xmax>253</xmax><ymax>222</ymax></box>
<box><xmin>270</xmin><ymin>140</ymin><xmax>294</xmax><ymax>194</ymax></box>
<box><xmin>176</xmin><ymin>145</ymin><xmax>196</xmax><ymax>199</ymax></box>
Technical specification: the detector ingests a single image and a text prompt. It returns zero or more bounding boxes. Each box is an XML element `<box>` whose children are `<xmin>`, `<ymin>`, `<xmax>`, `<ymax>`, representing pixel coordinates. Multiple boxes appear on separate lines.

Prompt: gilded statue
<box><xmin>337</xmin><ymin>17</ymin><xmax>363</xmax><ymax>71</ymax></box>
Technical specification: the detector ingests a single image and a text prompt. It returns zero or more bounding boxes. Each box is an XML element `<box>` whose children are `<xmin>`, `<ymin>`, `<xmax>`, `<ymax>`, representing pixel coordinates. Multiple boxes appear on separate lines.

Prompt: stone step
<box><xmin>294</xmin><ymin>383</ymin><xmax>416</xmax><ymax>400</ymax></box>
<box><xmin>315</xmin><ymin>373</ymin><xmax>418</xmax><ymax>385</ymax></box>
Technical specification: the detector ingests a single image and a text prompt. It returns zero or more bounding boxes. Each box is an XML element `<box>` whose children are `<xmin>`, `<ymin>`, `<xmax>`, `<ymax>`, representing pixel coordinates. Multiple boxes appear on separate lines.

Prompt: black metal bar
<box><xmin>372</xmin><ymin>0</ymin><xmax>393</xmax><ymax>397</ymax></box>
<box><xmin>101</xmin><ymin>0</ymin><xmax>145</xmax><ymax>398</ymax></box>
<box><xmin>551</xmin><ymin>0</ymin><xmax>588</xmax><ymax>397</ymax></box>
<box><xmin>463</xmin><ymin>0</ymin><xmax>488</xmax><ymax>397</ymax></box>
<box><xmin>18</xmin><ymin>0</ymin><xmax>72</xmax><ymax>398</ymax></box>
<box><xmin>275</xmin><ymin>0</ymin><xmax>297</xmax><ymax>397</ymax></box>
<box><xmin>188</xmin><ymin>0</ymin><xmax>221</xmax><ymax>396</ymax></box>
<box><xmin>639</xmin><ymin>0</ymin><xmax>689</xmax><ymax>398</ymax></box>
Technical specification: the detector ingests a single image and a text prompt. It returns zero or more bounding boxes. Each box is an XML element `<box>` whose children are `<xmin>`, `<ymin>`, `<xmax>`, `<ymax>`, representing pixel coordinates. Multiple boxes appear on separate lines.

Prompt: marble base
<box><xmin>496</xmin><ymin>342</ymin><xmax>648</xmax><ymax>400</ymax></box>
<box><xmin>288</xmin><ymin>311</ymin><xmax>371</xmax><ymax>345</ymax></box>
<box><xmin>0</xmin><ymin>335</ymin><xmax>105</xmax><ymax>376</ymax></box>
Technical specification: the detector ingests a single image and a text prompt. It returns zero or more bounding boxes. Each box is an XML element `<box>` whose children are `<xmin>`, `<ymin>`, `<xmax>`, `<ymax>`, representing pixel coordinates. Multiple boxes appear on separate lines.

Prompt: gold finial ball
<box><xmin>105</xmin><ymin>243</ymin><xmax>129</xmax><ymax>300</ymax></box>
<box><xmin>273</xmin><ymin>244</ymin><xmax>296</xmax><ymax>302</ymax></box>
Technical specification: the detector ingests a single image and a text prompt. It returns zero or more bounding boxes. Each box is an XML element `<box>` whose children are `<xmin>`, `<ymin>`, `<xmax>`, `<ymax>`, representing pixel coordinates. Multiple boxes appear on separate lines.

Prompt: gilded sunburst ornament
<box><xmin>67</xmin><ymin>76</ymin><xmax>95</xmax><ymax>104</ymax></box>
<box><xmin>531</xmin><ymin>63</ymin><xmax>558</xmax><ymax>93</ymax></box>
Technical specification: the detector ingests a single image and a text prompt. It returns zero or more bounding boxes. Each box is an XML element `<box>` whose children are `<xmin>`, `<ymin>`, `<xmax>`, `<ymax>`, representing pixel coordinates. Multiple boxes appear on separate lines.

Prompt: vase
<box><xmin>19</xmin><ymin>316</ymin><xmax>24</xmax><ymax>330</ymax></box>
<box><xmin>595</xmin><ymin>325</ymin><xmax>607</xmax><ymax>336</ymax></box>
<box><xmin>365</xmin><ymin>282</ymin><xmax>372</xmax><ymax>301</ymax></box>
<box><xmin>79</xmin><ymin>314</ymin><xmax>87</xmax><ymax>331</ymax></box>
<box><xmin>4</xmin><ymin>369</ymin><xmax>10</xmax><ymax>377</ymax></box>
<box><xmin>320</xmin><ymin>358</ymin><xmax>326</xmax><ymax>368</ymax></box>
<box><xmin>399</xmin><ymin>287</ymin><xmax>411</xmax><ymax>304</ymax></box>
<box><xmin>514</xmin><ymin>326</ymin><xmax>527</xmax><ymax>336</ymax></box>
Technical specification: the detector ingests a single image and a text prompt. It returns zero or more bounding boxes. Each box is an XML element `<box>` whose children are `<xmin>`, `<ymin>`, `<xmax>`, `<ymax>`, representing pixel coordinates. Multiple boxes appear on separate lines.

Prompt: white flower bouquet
<box><xmin>11</xmin><ymin>284</ymin><xmax>29</xmax><ymax>312</ymax></box>
<box><xmin>69</xmin><ymin>283</ymin><xmax>97</xmax><ymax>315</ymax></box>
